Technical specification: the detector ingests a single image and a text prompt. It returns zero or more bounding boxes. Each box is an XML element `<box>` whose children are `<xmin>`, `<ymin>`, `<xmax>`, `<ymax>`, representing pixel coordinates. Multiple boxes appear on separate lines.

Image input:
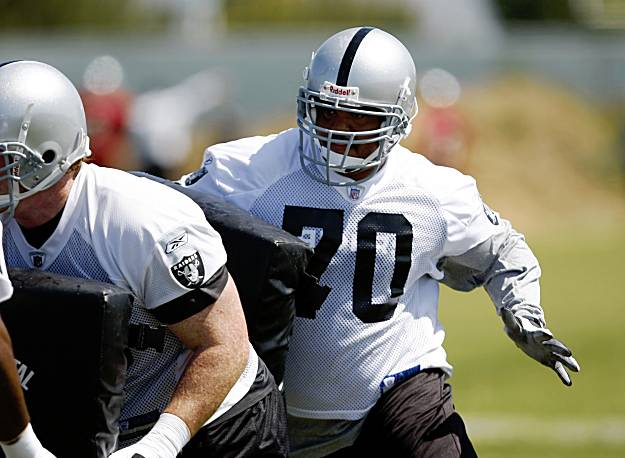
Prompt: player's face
<box><xmin>315</xmin><ymin>106</ymin><xmax>382</xmax><ymax>158</ymax></box>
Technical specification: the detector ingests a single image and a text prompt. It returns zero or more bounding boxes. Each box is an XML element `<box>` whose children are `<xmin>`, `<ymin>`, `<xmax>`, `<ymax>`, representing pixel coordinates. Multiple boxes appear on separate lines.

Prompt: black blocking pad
<box><xmin>0</xmin><ymin>268</ymin><xmax>133</xmax><ymax>458</ymax></box>
<box><xmin>133</xmin><ymin>172</ymin><xmax>314</xmax><ymax>385</ymax></box>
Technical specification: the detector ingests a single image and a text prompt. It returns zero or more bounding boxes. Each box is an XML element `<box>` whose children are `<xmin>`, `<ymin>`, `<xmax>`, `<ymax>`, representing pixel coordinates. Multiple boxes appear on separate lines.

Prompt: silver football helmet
<box><xmin>0</xmin><ymin>60</ymin><xmax>91</xmax><ymax>215</ymax></box>
<box><xmin>297</xmin><ymin>27</ymin><xmax>418</xmax><ymax>186</ymax></box>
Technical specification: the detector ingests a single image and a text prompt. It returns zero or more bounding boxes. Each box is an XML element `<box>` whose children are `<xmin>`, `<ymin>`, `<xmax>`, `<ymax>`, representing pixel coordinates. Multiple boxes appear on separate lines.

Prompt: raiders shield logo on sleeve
<box><xmin>184</xmin><ymin>153</ymin><xmax>213</xmax><ymax>186</ymax></box>
<box><xmin>482</xmin><ymin>203</ymin><xmax>499</xmax><ymax>225</ymax></box>
<box><xmin>170</xmin><ymin>252</ymin><xmax>205</xmax><ymax>288</ymax></box>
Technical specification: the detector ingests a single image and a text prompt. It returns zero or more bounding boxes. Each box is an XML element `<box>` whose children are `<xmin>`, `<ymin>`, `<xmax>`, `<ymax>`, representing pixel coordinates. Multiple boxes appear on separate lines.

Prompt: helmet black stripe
<box><xmin>0</xmin><ymin>60</ymin><xmax>22</xmax><ymax>69</ymax></box>
<box><xmin>336</xmin><ymin>27</ymin><xmax>374</xmax><ymax>86</ymax></box>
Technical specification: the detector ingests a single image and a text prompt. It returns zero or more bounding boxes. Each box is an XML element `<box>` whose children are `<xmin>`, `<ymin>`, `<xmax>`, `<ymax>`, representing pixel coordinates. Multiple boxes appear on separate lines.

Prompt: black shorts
<box><xmin>180</xmin><ymin>358</ymin><xmax>288</xmax><ymax>457</ymax></box>
<box><xmin>328</xmin><ymin>369</ymin><xmax>477</xmax><ymax>458</ymax></box>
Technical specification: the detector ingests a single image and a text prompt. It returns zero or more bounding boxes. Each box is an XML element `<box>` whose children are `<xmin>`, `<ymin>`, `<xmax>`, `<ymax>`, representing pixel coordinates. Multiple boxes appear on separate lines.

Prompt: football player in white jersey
<box><xmin>181</xmin><ymin>27</ymin><xmax>580</xmax><ymax>457</ymax></box>
<box><xmin>0</xmin><ymin>60</ymin><xmax>287</xmax><ymax>457</ymax></box>
<box><xmin>1</xmin><ymin>231</ymin><xmax>56</xmax><ymax>458</ymax></box>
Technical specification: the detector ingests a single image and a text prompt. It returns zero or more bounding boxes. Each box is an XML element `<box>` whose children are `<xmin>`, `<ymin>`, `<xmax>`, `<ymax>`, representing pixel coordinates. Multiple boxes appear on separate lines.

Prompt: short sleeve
<box><xmin>440</xmin><ymin>174</ymin><xmax>505</xmax><ymax>257</ymax></box>
<box><xmin>181</xmin><ymin>137</ymin><xmax>271</xmax><ymax>198</ymax></box>
<box><xmin>142</xmin><ymin>219</ymin><xmax>228</xmax><ymax>313</ymax></box>
<box><xmin>180</xmin><ymin>130</ymin><xmax>301</xmax><ymax>212</ymax></box>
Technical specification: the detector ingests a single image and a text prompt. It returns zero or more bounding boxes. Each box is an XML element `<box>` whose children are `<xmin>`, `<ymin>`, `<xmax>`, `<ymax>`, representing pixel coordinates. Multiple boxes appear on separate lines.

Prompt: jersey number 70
<box><xmin>282</xmin><ymin>206</ymin><xmax>412</xmax><ymax>324</ymax></box>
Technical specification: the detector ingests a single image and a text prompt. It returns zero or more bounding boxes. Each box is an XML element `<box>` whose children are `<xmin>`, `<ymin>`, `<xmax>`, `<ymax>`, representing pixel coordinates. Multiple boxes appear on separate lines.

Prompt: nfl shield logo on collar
<box><xmin>348</xmin><ymin>186</ymin><xmax>362</xmax><ymax>200</ymax></box>
<box><xmin>29</xmin><ymin>251</ymin><xmax>46</xmax><ymax>268</ymax></box>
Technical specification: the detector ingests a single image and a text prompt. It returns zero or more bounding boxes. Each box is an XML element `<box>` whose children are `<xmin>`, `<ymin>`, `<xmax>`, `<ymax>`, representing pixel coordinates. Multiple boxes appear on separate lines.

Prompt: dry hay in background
<box><xmin>407</xmin><ymin>75</ymin><xmax>625</xmax><ymax>236</ymax></box>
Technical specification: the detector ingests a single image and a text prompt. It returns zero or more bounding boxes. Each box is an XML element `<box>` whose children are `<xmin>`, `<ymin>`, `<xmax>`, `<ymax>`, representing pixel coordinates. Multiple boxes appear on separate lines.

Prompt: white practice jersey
<box><xmin>182</xmin><ymin>128</ymin><xmax>506</xmax><ymax>420</ymax></box>
<box><xmin>0</xmin><ymin>221</ymin><xmax>14</xmax><ymax>302</ymax></box>
<box><xmin>2</xmin><ymin>163</ymin><xmax>257</xmax><ymax>432</ymax></box>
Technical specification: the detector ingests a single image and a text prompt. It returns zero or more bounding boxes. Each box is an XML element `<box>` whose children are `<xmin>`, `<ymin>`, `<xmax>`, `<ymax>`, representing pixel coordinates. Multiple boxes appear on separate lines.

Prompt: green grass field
<box><xmin>439</xmin><ymin>228</ymin><xmax>625</xmax><ymax>457</ymax></box>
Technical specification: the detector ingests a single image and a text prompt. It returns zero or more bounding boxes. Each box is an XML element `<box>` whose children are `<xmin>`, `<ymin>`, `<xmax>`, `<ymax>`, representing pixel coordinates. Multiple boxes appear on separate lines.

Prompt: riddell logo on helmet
<box><xmin>328</xmin><ymin>85</ymin><xmax>355</xmax><ymax>96</ymax></box>
<box><xmin>321</xmin><ymin>82</ymin><xmax>359</xmax><ymax>100</ymax></box>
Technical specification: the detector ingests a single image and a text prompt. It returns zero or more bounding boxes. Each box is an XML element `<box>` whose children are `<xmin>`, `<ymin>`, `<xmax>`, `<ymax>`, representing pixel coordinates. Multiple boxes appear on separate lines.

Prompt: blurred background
<box><xmin>2</xmin><ymin>0</ymin><xmax>624</xmax><ymax>456</ymax></box>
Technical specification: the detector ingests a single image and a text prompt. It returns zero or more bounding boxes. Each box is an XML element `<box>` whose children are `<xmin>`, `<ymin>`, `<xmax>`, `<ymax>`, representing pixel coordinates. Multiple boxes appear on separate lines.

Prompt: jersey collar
<box><xmin>325</xmin><ymin>156</ymin><xmax>390</xmax><ymax>203</ymax></box>
<box><xmin>8</xmin><ymin>164</ymin><xmax>87</xmax><ymax>269</ymax></box>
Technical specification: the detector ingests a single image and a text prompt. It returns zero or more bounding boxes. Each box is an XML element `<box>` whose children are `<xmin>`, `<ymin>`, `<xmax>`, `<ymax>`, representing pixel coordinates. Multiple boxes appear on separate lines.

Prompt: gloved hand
<box><xmin>501</xmin><ymin>306</ymin><xmax>580</xmax><ymax>386</ymax></box>
<box><xmin>109</xmin><ymin>413</ymin><xmax>190</xmax><ymax>458</ymax></box>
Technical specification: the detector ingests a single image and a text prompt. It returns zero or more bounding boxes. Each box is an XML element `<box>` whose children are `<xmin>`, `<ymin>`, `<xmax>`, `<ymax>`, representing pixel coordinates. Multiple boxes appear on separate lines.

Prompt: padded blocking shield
<box><xmin>0</xmin><ymin>268</ymin><xmax>132</xmax><ymax>458</ymax></box>
<box><xmin>133</xmin><ymin>173</ymin><xmax>314</xmax><ymax>384</ymax></box>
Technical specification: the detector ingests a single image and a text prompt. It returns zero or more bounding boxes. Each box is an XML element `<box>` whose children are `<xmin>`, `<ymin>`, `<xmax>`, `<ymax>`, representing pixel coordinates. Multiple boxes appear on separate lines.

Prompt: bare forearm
<box><xmin>0</xmin><ymin>321</ymin><xmax>29</xmax><ymax>441</ymax></box>
<box><xmin>109</xmin><ymin>276</ymin><xmax>251</xmax><ymax>458</ymax></box>
<box><xmin>165</xmin><ymin>339</ymin><xmax>248</xmax><ymax>435</ymax></box>
<box><xmin>165</xmin><ymin>276</ymin><xmax>250</xmax><ymax>436</ymax></box>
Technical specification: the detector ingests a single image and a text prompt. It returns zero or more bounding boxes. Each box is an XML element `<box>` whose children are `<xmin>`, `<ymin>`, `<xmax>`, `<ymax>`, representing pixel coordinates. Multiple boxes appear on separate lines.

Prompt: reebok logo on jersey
<box><xmin>170</xmin><ymin>251</ymin><xmax>205</xmax><ymax>288</ymax></box>
<box><xmin>165</xmin><ymin>232</ymin><xmax>188</xmax><ymax>254</ymax></box>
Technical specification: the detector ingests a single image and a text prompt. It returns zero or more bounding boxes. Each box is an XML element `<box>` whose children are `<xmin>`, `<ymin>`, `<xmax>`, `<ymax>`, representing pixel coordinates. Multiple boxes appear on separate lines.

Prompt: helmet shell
<box><xmin>0</xmin><ymin>61</ymin><xmax>90</xmax><ymax>212</ymax></box>
<box><xmin>297</xmin><ymin>27</ymin><xmax>418</xmax><ymax>186</ymax></box>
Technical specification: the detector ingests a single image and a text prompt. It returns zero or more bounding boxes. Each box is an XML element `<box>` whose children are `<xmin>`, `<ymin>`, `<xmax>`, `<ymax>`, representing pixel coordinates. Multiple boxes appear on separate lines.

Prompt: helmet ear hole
<box><xmin>36</xmin><ymin>141</ymin><xmax>62</xmax><ymax>165</ymax></box>
<box><xmin>42</xmin><ymin>149</ymin><xmax>56</xmax><ymax>163</ymax></box>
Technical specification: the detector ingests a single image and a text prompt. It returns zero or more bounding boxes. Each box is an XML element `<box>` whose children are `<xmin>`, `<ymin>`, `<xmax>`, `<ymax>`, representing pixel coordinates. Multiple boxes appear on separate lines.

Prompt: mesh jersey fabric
<box><xmin>2</xmin><ymin>163</ymin><xmax>255</xmax><ymax>431</ymax></box>
<box><xmin>183</xmin><ymin>128</ymin><xmax>505</xmax><ymax>420</ymax></box>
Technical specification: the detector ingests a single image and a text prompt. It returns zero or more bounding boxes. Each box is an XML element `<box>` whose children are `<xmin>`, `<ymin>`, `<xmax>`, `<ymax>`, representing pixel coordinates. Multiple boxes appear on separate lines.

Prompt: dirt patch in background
<box><xmin>407</xmin><ymin>75</ymin><xmax>625</xmax><ymax>237</ymax></box>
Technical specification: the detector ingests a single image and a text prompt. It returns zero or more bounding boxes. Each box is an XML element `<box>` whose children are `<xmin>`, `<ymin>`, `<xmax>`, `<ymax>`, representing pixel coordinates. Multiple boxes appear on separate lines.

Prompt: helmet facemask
<box><xmin>298</xmin><ymin>89</ymin><xmax>413</xmax><ymax>186</ymax></box>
